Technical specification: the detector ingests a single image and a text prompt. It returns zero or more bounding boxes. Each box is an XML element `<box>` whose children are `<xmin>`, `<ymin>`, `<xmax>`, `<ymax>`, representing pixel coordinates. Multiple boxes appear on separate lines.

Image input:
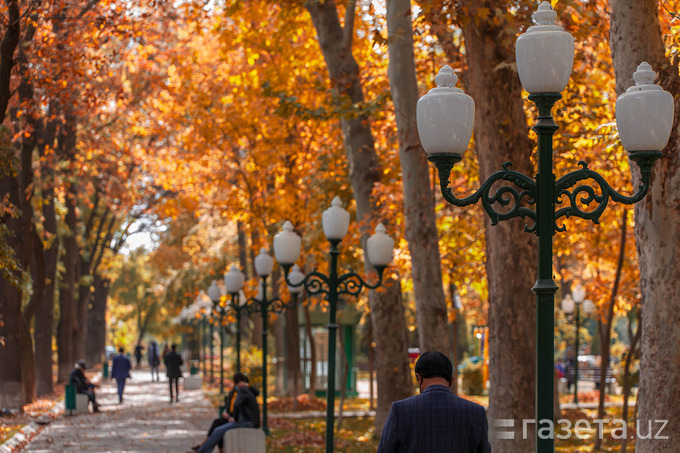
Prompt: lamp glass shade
<box><xmin>287</xmin><ymin>264</ymin><xmax>305</xmax><ymax>294</ymax></box>
<box><xmin>224</xmin><ymin>265</ymin><xmax>245</xmax><ymax>294</ymax></box>
<box><xmin>561</xmin><ymin>294</ymin><xmax>575</xmax><ymax>314</ymax></box>
<box><xmin>583</xmin><ymin>299</ymin><xmax>596</xmax><ymax>315</ymax></box>
<box><xmin>366</xmin><ymin>223</ymin><xmax>394</xmax><ymax>267</ymax></box>
<box><xmin>207</xmin><ymin>280</ymin><xmax>221</xmax><ymax>303</ymax></box>
<box><xmin>572</xmin><ymin>284</ymin><xmax>586</xmax><ymax>304</ymax></box>
<box><xmin>615</xmin><ymin>62</ymin><xmax>674</xmax><ymax>152</ymax></box>
<box><xmin>254</xmin><ymin>247</ymin><xmax>274</xmax><ymax>277</ymax></box>
<box><xmin>416</xmin><ymin>65</ymin><xmax>474</xmax><ymax>156</ymax></box>
<box><xmin>322</xmin><ymin>197</ymin><xmax>350</xmax><ymax>240</ymax></box>
<box><xmin>515</xmin><ymin>1</ymin><xmax>574</xmax><ymax>94</ymax></box>
<box><xmin>274</xmin><ymin>221</ymin><xmax>302</xmax><ymax>265</ymax></box>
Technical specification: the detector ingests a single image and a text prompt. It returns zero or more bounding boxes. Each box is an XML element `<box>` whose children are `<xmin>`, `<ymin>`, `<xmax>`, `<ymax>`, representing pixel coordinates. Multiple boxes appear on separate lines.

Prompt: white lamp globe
<box><xmin>515</xmin><ymin>1</ymin><xmax>574</xmax><ymax>94</ymax></box>
<box><xmin>322</xmin><ymin>197</ymin><xmax>350</xmax><ymax>240</ymax></box>
<box><xmin>287</xmin><ymin>264</ymin><xmax>305</xmax><ymax>294</ymax></box>
<box><xmin>561</xmin><ymin>294</ymin><xmax>575</xmax><ymax>314</ymax></box>
<box><xmin>583</xmin><ymin>299</ymin><xmax>596</xmax><ymax>315</ymax></box>
<box><xmin>224</xmin><ymin>265</ymin><xmax>245</xmax><ymax>295</ymax></box>
<box><xmin>615</xmin><ymin>62</ymin><xmax>674</xmax><ymax>152</ymax></box>
<box><xmin>572</xmin><ymin>284</ymin><xmax>586</xmax><ymax>304</ymax></box>
<box><xmin>274</xmin><ymin>221</ymin><xmax>302</xmax><ymax>265</ymax></box>
<box><xmin>254</xmin><ymin>247</ymin><xmax>274</xmax><ymax>277</ymax></box>
<box><xmin>207</xmin><ymin>280</ymin><xmax>221</xmax><ymax>303</ymax></box>
<box><xmin>366</xmin><ymin>223</ymin><xmax>394</xmax><ymax>267</ymax></box>
<box><xmin>416</xmin><ymin>65</ymin><xmax>475</xmax><ymax>156</ymax></box>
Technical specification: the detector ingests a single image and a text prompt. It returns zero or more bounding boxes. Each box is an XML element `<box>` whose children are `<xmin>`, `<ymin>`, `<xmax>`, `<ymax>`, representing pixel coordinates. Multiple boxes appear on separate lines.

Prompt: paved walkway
<box><xmin>20</xmin><ymin>369</ymin><xmax>213</xmax><ymax>453</ymax></box>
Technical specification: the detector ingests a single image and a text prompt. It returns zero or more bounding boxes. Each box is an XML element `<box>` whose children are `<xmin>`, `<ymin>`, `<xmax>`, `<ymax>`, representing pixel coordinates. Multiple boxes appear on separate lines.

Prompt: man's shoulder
<box><xmin>398</xmin><ymin>388</ymin><xmax>486</xmax><ymax>414</ymax></box>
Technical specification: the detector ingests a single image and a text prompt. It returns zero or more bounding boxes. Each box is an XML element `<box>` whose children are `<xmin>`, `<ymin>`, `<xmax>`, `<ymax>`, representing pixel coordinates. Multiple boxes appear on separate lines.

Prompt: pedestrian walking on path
<box><xmin>164</xmin><ymin>343</ymin><xmax>184</xmax><ymax>402</ymax></box>
<box><xmin>148</xmin><ymin>340</ymin><xmax>161</xmax><ymax>382</ymax></box>
<box><xmin>111</xmin><ymin>347</ymin><xmax>132</xmax><ymax>403</ymax></box>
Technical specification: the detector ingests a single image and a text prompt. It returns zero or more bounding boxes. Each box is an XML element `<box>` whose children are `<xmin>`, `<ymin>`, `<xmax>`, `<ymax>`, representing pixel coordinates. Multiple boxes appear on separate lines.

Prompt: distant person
<box><xmin>69</xmin><ymin>360</ymin><xmax>100</xmax><ymax>413</ymax></box>
<box><xmin>148</xmin><ymin>340</ymin><xmax>160</xmax><ymax>382</ymax></box>
<box><xmin>134</xmin><ymin>343</ymin><xmax>145</xmax><ymax>369</ymax></box>
<box><xmin>111</xmin><ymin>347</ymin><xmax>132</xmax><ymax>403</ymax></box>
<box><xmin>188</xmin><ymin>372</ymin><xmax>261</xmax><ymax>453</ymax></box>
<box><xmin>164</xmin><ymin>343</ymin><xmax>183</xmax><ymax>402</ymax></box>
<box><xmin>162</xmin><ymin>343</ymin><xmax>171</xmax><ymax>361</ymax></box>
<box><xmin>377</xmin><ymin>351</ymin><xmax>490</xmax><ymax>453</ymax></box>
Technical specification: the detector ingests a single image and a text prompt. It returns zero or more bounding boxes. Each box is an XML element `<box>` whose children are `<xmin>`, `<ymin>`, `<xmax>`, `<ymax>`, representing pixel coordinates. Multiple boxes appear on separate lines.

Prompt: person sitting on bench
<box><xmin>189</xmin><ymin>372</ymin><xmax>260</xmax><ymax>453</ymax></box>
<box><xmin>70</xmin><ymin>359</ymin><xmax>100</xmax><ymax>413</ymax></box>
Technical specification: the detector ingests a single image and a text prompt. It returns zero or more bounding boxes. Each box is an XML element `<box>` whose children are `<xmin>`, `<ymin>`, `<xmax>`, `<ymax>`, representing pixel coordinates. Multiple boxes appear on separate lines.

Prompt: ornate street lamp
<box><xmin>416</xmin><ymin>3</ymin><xmax>673</xmax><ymax>452</ymax></box>
<box><xmin>243</xmin><ymin>248</ymin><xmax>297</xmax><ymax>435</ymax></box>
<box><xmin>195</xmin><ymin>297</ymin><xmax>213</xmax><ymax>382</ymax></box>
<box><xmin>561</xmin><ymin>284</ymin><xmax>594</xmax><ymax>404</ymax></box>
<box><xmin>208</xmin><ymin>280</ymin><xmax>227</xmax><ymax>394</ymax></box>
<box><xmin>223</xmin><ymin>265</ymin><xmax>248</xmax><ymax>372</ymax></box>
<box><xmin>273</xmin><ymin>197</ymin><xmax>394</xmax><ymax>453</ymax></box>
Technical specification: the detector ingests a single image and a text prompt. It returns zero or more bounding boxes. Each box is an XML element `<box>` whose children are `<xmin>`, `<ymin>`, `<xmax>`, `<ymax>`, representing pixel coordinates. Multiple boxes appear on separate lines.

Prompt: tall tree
<box><xmin>457</xmin><ymin>3</ymin><xmax>537</xmax><ymax>450</ymax></box>
<box><xmin>609</xmin><ymin>1</ymin><xmax>680</xmax><ymax>450</ymax></box>
<box><xmin>303</xmin><ymin>0</ymin><xmax>412</xmax><ymax>432</ymax></box>
<box><xmin>385</xmin><ymin>0</ymin><xmax>449</xmax><ymax>354</ymax></box>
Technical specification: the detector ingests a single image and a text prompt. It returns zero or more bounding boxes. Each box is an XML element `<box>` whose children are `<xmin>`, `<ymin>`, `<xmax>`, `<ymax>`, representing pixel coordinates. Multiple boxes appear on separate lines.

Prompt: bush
<box><xmin>461</xmin><ymin>360</ymin><xmax>485</xmax><ymax>396</ymax></box>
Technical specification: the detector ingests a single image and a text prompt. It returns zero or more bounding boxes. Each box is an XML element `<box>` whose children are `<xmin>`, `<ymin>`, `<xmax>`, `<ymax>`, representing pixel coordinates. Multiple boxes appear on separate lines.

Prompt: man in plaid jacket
<box><xmin>377</xmin><ymin>351</ymin><xmax>491</xmax><ymax>453</ymax></box>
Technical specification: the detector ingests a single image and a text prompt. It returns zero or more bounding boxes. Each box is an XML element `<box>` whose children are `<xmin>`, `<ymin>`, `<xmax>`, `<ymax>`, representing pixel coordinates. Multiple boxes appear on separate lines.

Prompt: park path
<box><xmin>21</xmin><ymin>369</ymin><xmax>213</xmax><ymax>453</ymax></box>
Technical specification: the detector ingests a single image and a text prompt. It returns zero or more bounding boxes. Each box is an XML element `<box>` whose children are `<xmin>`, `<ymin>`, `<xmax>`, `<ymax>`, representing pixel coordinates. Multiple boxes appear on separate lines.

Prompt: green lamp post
<box><xmin>243</xmin><ymin>248</ymin><xmax>298</xmax><ymax>435</ymax></box>
<box><xmin>416</xmin><ymin>2</ymin><xmax>673</xmax><ymax>452</ymax></box>
<box><xmin>208</xmin><ymin>280</ymin><xmax>227</xmax><ymax>394</ymax></box>
<box><xmin>273</xmin><ymin>197</ymin><xmax>395</xmax><ymax>453</ymax></box>
<box><xmin>561</xmin><ymin>284</ymin><xmax>594</xmax><ymax>405</ymax></box>
<box><xmin>223</xmin><ymin>265</ymin><xmax>248</xmax><ymax>373</ymax></box>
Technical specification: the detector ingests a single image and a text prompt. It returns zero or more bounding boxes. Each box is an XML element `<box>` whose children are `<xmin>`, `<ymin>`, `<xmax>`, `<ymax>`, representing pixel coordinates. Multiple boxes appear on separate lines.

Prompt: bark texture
<box><xmin>385</xmin><ymin>0</ymin><xmax>449</xmax><ymax>354</ymax></box>
<box><xmin>609</xmin><ymin>1</ymin><xmax>680</xmax><ymax>450</ymax></box>
<box><xmin>304</xmin><ymin>0</ymin><xmax>412</xmax><ymax>433</ymax></box>
<box><xmin>460</xmin><ymin>2</ymin><xmax>537</xmax><ymax>450</ymax></box>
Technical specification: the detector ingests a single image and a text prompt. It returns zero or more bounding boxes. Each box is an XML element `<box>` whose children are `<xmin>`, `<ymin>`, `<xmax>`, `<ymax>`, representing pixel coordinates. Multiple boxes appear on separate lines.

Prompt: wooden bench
<box><xmin>567</xmin><ymin>364</ymin><xmax>615</xmax><ymax>392</ymax></box>
<box><xmin>223</xmin><ymin>428</ymin><xmax>265</xmax><ymax>452</ymax></box>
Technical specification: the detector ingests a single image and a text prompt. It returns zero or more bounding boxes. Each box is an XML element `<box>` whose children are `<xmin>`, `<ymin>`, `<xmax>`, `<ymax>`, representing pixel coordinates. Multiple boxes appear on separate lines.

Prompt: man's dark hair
<box><xmin>414</xmin><ymin>351</ymin><xmax>453</xmax><ymax>384</ymax></box>
<box><xmin>118</xmin><ymin>347</ymin><xmax>124</xmax><ymax>353</ymax></box>
<box><xmin>233</xmin><ymin>372</ymin><xmax>249</xmax><ymax>384</ymax></box>
<box><xmin>171</xmin><ymin>344</ymin><xmax>177</xmax><ymax>350</ymax></box>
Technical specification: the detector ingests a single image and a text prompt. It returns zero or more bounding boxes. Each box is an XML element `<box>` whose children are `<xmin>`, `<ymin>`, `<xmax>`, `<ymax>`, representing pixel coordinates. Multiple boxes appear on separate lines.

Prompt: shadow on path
<box><xmin>23</xmin><ymin>369</ymin><xmax>213</xmax><ymax>453</ymax></box>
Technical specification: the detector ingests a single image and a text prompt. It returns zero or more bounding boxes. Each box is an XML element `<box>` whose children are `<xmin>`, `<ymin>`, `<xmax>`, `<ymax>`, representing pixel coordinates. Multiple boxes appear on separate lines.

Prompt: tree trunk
<box><xmin>609</xmin><ymin>1</ymin><xmax>680</xmax><ymax>450</ymax></box>
<box><xmin>57</xmin><ymin>188</ymin><xmax>78</xmax><ymax>382</ymax></box>
<box><xmin>304</xmin><ymin>0</ymin><xmax>412</xmax><ymax>433</ymax></box>
<box><xmin>86</xmin><ymin>276</ymin><xmax>109</xmax><ymax>366</ymax></box>
<box><xmin>0</xmin><ymin>0</ymin><xmax>19</xmax><ymax>124</ymax></box>
<box><xmin>0</xmin><ymin>170</ymin><xmax>24</xmax><ymax>406</ymax></box>
<box><xmin>460</xmin><ymin>2</ymin><xmax>537</xmax><ymax>450</ymax></box>
<box><xmin>621</xmin><ymin>309</ymin><xmax>640</xmax><ymax>453</ymax></box>
<box><xmin>385</xmin><ymin>0</ymin><xmax>449</xmax><ymax>354</ymax></box>
<box><xmin>35</xmin><ymin>116</ymin><xmax>59</xmax><ymax>397</ymax></box>
<box><xmin>594</xmin><ymin>210</ymin><xmax>627</xmax><ymax>451</ymax></box>
<box><xmin>73</xmin><ymin>258</ymin><xmax>91</xmax><ymax>363</ymax></box>
<box><xmin>285</xmin><ymin>300</ymin><xmax>301</xmax><ymax>403</ymax></box>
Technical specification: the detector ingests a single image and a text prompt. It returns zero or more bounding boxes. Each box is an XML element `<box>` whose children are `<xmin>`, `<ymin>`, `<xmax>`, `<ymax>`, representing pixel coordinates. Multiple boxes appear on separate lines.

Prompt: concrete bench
<box><xmin>64</xmin><ymin>384</ymin><xmax>90</xmax><ymax>415</ymax></box>
<box><xmin>223</xmin><ymin>428</ymin><xmax>265</xmax><ymax>453</ymax></box>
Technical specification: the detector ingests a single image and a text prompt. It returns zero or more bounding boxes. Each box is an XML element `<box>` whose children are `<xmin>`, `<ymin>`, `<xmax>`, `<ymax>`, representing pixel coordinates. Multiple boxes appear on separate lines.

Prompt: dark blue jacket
<box><xmin>377</xmin><ymin>385</ymin><xmax>491</xmax><ymax>453</ymax></box>
<box><xmin>111</xmin><ymin>354</ymin><xmax>132</xmax><ymax>380</ymax></box>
